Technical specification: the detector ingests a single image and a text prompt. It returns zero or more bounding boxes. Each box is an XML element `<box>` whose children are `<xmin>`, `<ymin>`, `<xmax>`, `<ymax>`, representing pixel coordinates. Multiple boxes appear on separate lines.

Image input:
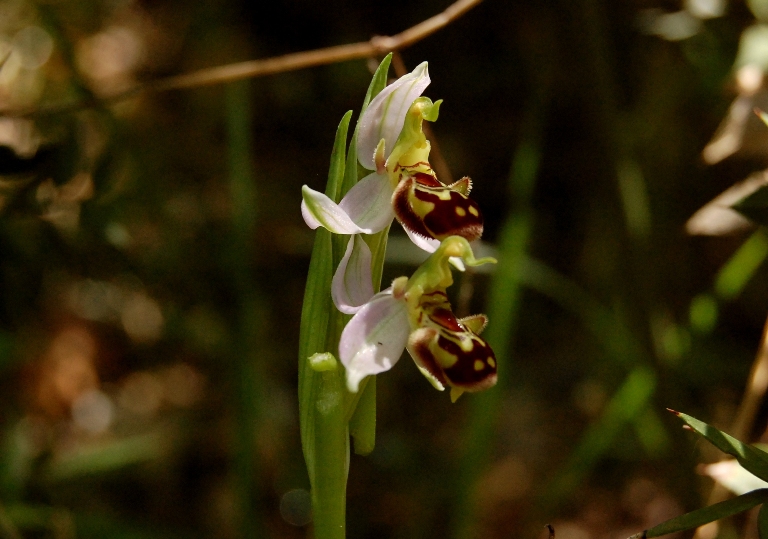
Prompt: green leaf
<box><xmin>362</xmin><ymin>54</ymin><xmax>392</xmax><ymax>113</ymax></box>
<box><xmin>675</xmin><ymin>411</ymin><xmax>768</xmax><ymax>482</ymax></box>
<box><xmin>324</xmin><ymin>111</ymin><xmax>353</xmax><ymax>203</ymax></box>
<box><xmin>43</xmin><ymin>432</ymin><xmax>166</xmax><ymax>482</ymax></box>
<box><xmin>349</xmin><ymin>376</ymin><xmax>376</xmax><ymax>455</ymax></box>
<box><xmin>633</xmin><ymin>489</ymin><xmax>768</xmax><ymax>538</ymax></box>
<box><xmin>298</xmin><ymin>111</ymin><xmax>351</xmax><ymax>489</ymax></box>
<box><xmin>759</xmin><ymin>503</ymin><xmax>768</xmax><ymax>539</ymax></box>
<box><xmin>714</xmin><ymin>229</ymin><xmax>768</xmax><ymax>300</ymax></box>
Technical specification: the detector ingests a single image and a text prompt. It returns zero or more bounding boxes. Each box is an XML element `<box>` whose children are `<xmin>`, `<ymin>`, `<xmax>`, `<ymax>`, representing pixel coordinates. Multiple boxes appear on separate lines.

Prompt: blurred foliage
<box><xmin>2</xmin><ymin>0</ymin><xmax>768</xmax><ymax>538</ymax></box>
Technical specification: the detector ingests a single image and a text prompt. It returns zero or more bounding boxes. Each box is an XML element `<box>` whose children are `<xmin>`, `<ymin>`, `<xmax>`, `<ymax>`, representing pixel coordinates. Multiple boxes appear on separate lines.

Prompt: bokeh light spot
<box><xmin>71</xmin><ymin>389</ymin><xmax>114</xmax><ymax>434</ymax></box>
<box><xmin>12</xmin><ymin>26</ymin><xmax>53</xmax><ymax>69</ymax></box>
<box><xmin>279</xmin><ymin>489</ymin><xmax>312</xmax><ymax>527</ymax></box>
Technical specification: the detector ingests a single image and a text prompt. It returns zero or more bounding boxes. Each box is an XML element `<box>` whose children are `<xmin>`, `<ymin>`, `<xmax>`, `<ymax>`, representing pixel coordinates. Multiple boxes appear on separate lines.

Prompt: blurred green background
<box><xmin>2</xmin><ymin>0</ymin><xmax>768</xmax><ymax>537</ymax></box>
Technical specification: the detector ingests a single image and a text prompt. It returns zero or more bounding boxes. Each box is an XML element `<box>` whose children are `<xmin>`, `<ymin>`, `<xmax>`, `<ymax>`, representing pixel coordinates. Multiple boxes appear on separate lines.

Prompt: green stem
<box><xmin>310</xmin><ymin>363</ymin><xmax>349</xmax><ymax>539</ymax></box>
<box><xmin>225</xmin><ymin>80</ymin><xmax>264</xmax><ymax>538</ymax></box>
<box><xmin>298</xmin><ymin>56</ymin><xmax>392</xmax><ymax>537</ymax></box>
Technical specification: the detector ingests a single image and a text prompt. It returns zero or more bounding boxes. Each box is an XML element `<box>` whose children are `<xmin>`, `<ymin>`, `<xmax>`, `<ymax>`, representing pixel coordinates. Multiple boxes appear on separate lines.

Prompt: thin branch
<box><xmin>2</xmin><ymin>0</ymin><xmax>483</xmax><ymax>118</ymax></box>
<box><xmin>731</xmin><ymin>313</ymin><xmax>768</xmax><ymax>440</ymax></box>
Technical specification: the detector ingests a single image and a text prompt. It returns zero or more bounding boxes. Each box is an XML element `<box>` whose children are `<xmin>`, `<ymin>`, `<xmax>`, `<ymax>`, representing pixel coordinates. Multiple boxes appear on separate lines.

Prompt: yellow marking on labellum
<box><xmin>411</xmin><ymin>197</ymin><xmax>435</xmax><ymax>219</ymax></box>
<box><xmin>459</xmin><ymin>337</ymin><xmax>475</xmax><ymax>352</ymax></box>
<box><xmin>455</xmin><ymin>207</ymin><xmax>466</xmax><ymax>217</ymax></box>
<box><xmin>474</xmin><ymin>359</ymin><xmax>484</xmax><ymax>371</ymax></box>
<box><xmin>469</xmin><ymin>206</ymin><xmax>479</xmax><ymax>217</ymax></box>
<box><xmin>434</xmin><ymin>347</ymin><xmax>458</xmax><ymax>368</ymax></box>
<box><xmin>487</xmin><ymin>357</ymin><xmax>496</xmax><ymax>368</ymax></box>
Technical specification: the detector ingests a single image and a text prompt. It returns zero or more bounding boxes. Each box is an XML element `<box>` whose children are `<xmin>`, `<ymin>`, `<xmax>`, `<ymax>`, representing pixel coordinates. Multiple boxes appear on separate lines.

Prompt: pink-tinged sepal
<box><xmin>301</xmin><ymin>172</ymin><xmax>395</xmax><ymax>235</ymax></box>
<box><xmin>392</xmin><ymin>174</ymin><xmax>484</xmax><ymax>242</ymax></box>
<box><xmin>358</xmin><ymin>62</ymin><xmax>431</xmax><ymax>171</ymax></box>
<box><xmin>339</xmin><ymin>287</ymin><xmax>410</xmax><ymax>393</ymax></box>
<box><xmin>332</xmin><ymin>235</ymin><xmax>374</xmax><ymax>314</ymax></box>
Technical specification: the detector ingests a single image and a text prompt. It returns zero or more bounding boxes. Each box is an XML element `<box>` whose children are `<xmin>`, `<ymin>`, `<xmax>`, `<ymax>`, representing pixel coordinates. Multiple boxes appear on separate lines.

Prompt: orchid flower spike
<box><xmin>338</xmin><ymin>236</ymin><xmax>498</xmax><ymax>402</ymax></box>
<box><xmin>300</xmin><ymin>61</ymin><xmax>485</xmax><ymax>253</ymax></box>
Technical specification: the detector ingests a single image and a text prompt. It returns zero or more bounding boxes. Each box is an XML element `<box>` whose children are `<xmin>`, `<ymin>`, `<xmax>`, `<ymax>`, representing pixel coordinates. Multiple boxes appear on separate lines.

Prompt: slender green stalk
<box><xmin>225</xmin><ymin>80</ymin><xmax>264</xmax><ymax>538</ymax></box>
<box><xmin>298</xmin><ymin>57</ymin><xmax>392</xmax><ymax>538</ymax></box>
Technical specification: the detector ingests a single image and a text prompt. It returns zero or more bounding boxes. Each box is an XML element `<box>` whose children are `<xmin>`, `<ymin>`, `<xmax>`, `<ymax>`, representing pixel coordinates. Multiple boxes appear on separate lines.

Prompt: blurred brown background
<box><xmin>1</xmin><ymin>0</ymin><xmax>767</xmax><ymax>538</ymax></box>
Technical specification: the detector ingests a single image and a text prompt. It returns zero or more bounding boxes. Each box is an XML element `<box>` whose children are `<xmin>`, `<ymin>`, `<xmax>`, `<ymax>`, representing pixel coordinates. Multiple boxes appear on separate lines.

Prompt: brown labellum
<box><xmin>392</xmin><ymin>172</ymin><xmax>484</xmax><ymax>242</ymax></box>
<box><xmin>406</xmin><ymin>291</ymin><xmax>497</xmax><ymax>394</ymax></box>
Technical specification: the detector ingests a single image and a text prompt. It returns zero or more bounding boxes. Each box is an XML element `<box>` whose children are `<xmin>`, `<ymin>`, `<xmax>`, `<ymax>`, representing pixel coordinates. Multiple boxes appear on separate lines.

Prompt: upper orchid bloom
<box><xmin>337</xmin><ymin>236</ymin><xmax>498</xmax><ymax>402</ymax></box>
<box><xmin>301</xmin><ymin>62</ymin><xmax>485</xmax><ymax>248</ymax></box>
<box><xmin>357</xmin><ymin>62</ymin><xmax>432</xmax><ymax>173</ymax></box>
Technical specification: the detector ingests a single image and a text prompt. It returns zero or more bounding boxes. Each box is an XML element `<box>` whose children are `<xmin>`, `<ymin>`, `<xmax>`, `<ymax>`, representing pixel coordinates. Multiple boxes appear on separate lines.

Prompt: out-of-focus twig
<box><xmin>731</xmin><ymin>314</ymin><xmax>768</xmax><ymax>440</ymax></box>
<box><xmin>1</xmin><ymin>0</ymin><xmax>483</xmax><ymax>118</ymax></box>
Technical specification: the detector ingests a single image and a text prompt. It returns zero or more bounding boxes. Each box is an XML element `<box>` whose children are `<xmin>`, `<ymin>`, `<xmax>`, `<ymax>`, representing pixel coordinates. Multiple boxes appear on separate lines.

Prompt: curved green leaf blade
<box><xmin>759</xmin><ymin>503</ymin><xmax>768</xmax><ymax>539</ymax></box>
<box><xmin>675</xmin><ymin>411</ymin><xmax>768</xmax><ymax>481</ymax></box>
<box><xmin>626</xmin><ymin>489</ymin><xmax>768</xmax><ymax>539</ymax></box>
<box><xmin>298</xmin><ymin>110</ymin><xmax>351</xmax><ymax>490</ymax></box>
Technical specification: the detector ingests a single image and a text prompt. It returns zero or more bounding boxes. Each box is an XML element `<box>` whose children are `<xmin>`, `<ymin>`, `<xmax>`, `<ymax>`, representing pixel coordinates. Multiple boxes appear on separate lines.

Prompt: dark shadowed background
<box><xmin>0</xmin><ymin>0</ymin><xmax>766</xmax><ymax>537</ymax></box>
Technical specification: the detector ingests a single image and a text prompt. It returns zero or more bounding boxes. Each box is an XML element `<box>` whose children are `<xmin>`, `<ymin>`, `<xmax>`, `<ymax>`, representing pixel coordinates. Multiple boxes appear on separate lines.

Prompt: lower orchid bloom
<box><xmin>301</xmin><ymin>62</ymin><xmax>484</xmax><ymax>257</ymax></box>
<box><xmin>336</xmin><ymin>236</ymin><xmax>498</xmax><ymax>402</ymax></box>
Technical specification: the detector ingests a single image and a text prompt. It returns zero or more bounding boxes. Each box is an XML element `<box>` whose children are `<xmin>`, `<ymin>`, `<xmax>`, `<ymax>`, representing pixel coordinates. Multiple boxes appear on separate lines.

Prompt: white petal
<box><xmin>703</xmin><ymin>460</ymin><xmax>768</xmax><ymax>495</ymax></box>
<box><xmin>403</xmin><ymin>225</ymin><xmax>440</xmax><ymax>252</ymax></box>
<box><xmin>402</xmin><ymin>225</ymin><xmax>466</xmax><ymax>271</ymax></box>
<box><xmin>301</xmin><ymin>185</ymin><xmax>365</xmax><ymax>234</ymax></box>
<box><xmin>339</xmin><ymin>291</ymin><xmax>410</xmax><ymax>392</ymax></box>
<box><xmin>332</xmin><ymin>235</ymin><xmax>374</xmax><ymax>314</ymax></box>
<box><xmin>357</xmin><ymin>62</ymin><xmax>430</xmax><ymax>170</ymax></box>
<box><xmin>338</xmin><ymin>172</ymin><xmax>395</xmax><ymax>233</ymax></box>
<box><xmin>301</xmin><ymin>199</ymin><xmax>322</xmax><ymax>229</ymax></box>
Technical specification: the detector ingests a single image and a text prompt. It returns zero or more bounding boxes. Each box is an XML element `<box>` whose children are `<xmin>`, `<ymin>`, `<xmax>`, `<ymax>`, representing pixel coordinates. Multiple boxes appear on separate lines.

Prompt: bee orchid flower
<box><xmin>337</xmin><ymin>236</ymin><xmax>498</xmax><ymax>402</ymax></box>
<box><xmin>301</xmin><ymin>62</ymin><xmax>485</xmax><ymax>250</ymax></box>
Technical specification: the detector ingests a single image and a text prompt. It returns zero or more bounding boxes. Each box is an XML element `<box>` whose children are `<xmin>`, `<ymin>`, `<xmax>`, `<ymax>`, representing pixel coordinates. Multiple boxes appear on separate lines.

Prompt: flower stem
<box><xmin>298</xmin><ymin>57</ymin><xmax>393</xmax><ymax>537</ymax></box>
<box><xmin>299</xmin><ymin>113</ymin><xmax>353</xmax><ymax>539</ymax></box>
<box><xmin>309</xmin><ymin>363</ymin><xmax>349</xmax><ymax>539</ymax></box>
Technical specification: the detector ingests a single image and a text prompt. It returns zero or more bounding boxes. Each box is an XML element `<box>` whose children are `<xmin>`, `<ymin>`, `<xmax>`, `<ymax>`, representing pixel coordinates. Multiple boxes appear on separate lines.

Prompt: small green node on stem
<box><xmin>309</xmin><ymin>352</ymin><xmax>338</xmax><ymax>372</ymax></box>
